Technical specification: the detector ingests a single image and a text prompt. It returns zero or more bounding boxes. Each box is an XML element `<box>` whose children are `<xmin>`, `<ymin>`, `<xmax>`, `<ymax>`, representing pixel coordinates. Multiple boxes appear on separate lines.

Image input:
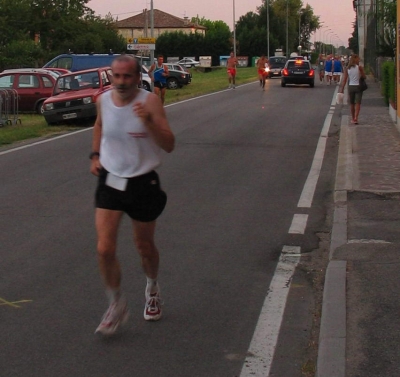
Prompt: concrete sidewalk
<box><xmin>317</xmin><ymin>77</ymin><xmax>400</xmax><ymax>376</ymax></box>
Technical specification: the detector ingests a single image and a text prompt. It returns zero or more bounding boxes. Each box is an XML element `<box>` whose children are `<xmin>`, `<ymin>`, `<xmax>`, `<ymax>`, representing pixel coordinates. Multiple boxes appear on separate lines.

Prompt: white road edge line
<box><xmin>239</xmin><ymin>246</ymin><xmax>300</xmax><ymax>377</ymax></box>
<box><xmin>0</xmin><ymin>128</ymin><xmax>90</xmax><ymax>156</ymax></box>
<box><xmin>297</xmin><ymin>86</ymin><xmax>338</xmax><ymax>208</ymax></box>
<box><xmin>288</xmin><ymin>214</ymin><xmax>309</xmax><ymax>234</ymax></box>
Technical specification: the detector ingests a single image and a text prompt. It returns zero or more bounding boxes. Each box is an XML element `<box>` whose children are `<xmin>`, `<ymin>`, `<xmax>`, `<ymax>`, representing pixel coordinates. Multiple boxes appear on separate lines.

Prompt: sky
<box><xmin>88</xmin><ymin>0</ymin><xmax>355</xmax><ymax>48</ymax></box>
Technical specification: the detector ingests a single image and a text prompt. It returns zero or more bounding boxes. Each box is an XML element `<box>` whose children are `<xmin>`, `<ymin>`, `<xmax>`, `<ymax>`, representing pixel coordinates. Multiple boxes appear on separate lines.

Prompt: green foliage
<box><xmin>236</xmin><ymin>0</ymin><xmax>319</xmax><ymax>57</ymax></box>
<box><xmin>155</xmin><ymin>19</ymin><xmax>231</xmax><ymax>66</ymax></box>
<box><xmin>0</xmin><ymin>0</ymin><xmax>126</xmax><ymax>70</ymax></box>
<box><xmin>348</xmin><ymin>19</ymin><xmax>358</xmax><ymax>53</ymax></box>
<box><xmin>377</xmin><ymin>0</ymin><xmax>396</xmax><ymax>57</ymax></box>
<box><xmin>381</xmin><ymin>61</ymin><xmax>395</xmax><ymax>106</ymax></box>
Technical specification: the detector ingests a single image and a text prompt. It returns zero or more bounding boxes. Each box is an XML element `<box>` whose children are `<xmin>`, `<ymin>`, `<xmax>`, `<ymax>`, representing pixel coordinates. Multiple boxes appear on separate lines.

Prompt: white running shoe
<box><xmin>228</xmin><ymin>84</ymin><xmax>232</xmax><ymax>89</ymax></box>
<box><xmin>144</xmin><ymin>292</ymin><xmax>163</xmax><ymax>321</ymax></box>
<box><xmin>95</xmin><ymin>298</ymin><xmax>129</xmax><ymax>336</ymax></box>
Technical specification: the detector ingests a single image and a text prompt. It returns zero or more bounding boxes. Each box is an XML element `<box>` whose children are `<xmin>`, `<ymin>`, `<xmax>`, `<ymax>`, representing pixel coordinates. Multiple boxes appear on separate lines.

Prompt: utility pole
<box><xmin>286</xmin><ymin>0</ymin><xmax>289</xmax><ymax>58</ymax></box>
<box><xmin>150</xmin><ymin>0</ymin><xmax>154</xmax><ymax>92</ymax></box>
<box><xmin>233</xmin><ymin>0</ymin><xmax>236</xmax><ymax>57</ymax></box>
<box><xmin>267</xmin><ymin>0</ymin><xmax>270</xmax><ymax>58</ymax></box>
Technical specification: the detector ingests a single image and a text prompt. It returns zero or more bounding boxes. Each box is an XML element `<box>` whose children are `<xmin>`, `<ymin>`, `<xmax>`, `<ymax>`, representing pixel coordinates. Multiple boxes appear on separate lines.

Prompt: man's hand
<box><xmin>90</xmin><ymin>157</ymin><xmax>102</xmax><ymax>176</ymax></box>
<box><xmin>133</xmin><ymin>101</ymin><xmax>151</xmax><ymax>124</ymax></box>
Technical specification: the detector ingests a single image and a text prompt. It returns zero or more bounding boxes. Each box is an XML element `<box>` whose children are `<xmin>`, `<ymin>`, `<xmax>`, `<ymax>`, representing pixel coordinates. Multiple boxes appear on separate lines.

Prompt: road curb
<box><xmin>316</xmin><ymin>114</ymin><xmax>350</xmax><ymax>377</ymax></box>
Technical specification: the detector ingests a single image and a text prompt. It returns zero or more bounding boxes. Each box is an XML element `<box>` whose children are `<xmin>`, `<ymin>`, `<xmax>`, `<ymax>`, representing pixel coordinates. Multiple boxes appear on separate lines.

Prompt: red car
<box><xmin>43</xmin><ymin>67</ymin><xmax>112</xmax><ymax>124</ymax></box>
<box><xmin>0</xmin><ymin>69</ymin><xmax>58</xmax><ymax>113</ymax></box>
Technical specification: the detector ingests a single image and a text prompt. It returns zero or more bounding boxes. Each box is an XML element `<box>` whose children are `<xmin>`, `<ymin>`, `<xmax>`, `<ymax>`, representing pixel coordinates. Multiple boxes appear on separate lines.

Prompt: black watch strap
<box><xmin>89</xmin><ymin>151</ymin><xmax>100</xmax><ymax>159</ymax></box>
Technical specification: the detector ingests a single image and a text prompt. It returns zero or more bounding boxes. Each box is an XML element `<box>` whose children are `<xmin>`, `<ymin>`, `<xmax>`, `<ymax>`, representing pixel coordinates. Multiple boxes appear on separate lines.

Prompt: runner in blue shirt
<box><xmin>148</xmin><ymin>55</ymin><xmax>169</xmax><ymax>105</ymax></box>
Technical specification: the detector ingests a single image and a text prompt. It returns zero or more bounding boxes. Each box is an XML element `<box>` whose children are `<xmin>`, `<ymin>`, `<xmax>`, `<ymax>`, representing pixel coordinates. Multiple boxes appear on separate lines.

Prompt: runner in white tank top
<box><xmin>89</xmin><ymin>55</ymin><xmax>175</xmax><ymax>335</ymax></box>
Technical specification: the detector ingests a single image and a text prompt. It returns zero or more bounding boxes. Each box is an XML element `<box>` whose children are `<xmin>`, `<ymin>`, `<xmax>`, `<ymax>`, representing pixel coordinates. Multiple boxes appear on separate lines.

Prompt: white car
<box><xmin>177</xmin><ymin>58</ymin><xmax>200</xmax><ymax>68</ymax></box>
<box><xmin>139</xmin><ymin>66</ymin><xmax>151</xmax><ymax>91</ymax></box>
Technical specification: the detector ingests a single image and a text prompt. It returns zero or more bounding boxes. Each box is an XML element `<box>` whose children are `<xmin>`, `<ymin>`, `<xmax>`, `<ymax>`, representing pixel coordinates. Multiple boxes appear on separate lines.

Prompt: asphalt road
<box><xmin>0</xmin><ymin>78</ymin><xmax>340</xmax><ymax>377</ymax></box>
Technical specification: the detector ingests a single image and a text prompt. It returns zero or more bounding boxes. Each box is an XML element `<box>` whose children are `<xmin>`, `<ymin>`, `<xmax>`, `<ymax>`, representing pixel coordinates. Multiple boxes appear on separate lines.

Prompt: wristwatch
<box><xmin>89</xmin><ymin>151</ymin><xmax>100</xmax><ymax>159</ymax></box>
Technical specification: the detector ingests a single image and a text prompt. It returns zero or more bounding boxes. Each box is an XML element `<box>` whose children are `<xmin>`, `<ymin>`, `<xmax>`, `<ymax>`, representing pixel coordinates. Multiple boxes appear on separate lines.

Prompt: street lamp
<box><xmin>286</xmin><ymin>0</ymin><xmax>289</xmax><ymax>58</ymax></box>
<box><xmin>323</xmin><ymin>29</ymin><xmax>332</xmax><ymax>55</ymax></box>
<box><xmin>267</xmin><ymin>0</ymin><xmax>270</xmax><ymax>58</ymax></box>
<box><xmin>318</xmin><ymin>25</ymin><xmax>327</xmax><ymax>54</ymax></box>
<box><xmin>233</xmin><ymin>0</ymin><xmax>236</xmax><ymax>57</ymax></box>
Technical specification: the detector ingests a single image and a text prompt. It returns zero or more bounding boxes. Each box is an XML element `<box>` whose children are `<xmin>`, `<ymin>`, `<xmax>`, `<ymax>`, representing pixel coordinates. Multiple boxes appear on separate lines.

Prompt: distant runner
<box><xmin>227</xmin><ymin>52</ymin><xmax>238</xmax><ymax>89</ymax></box>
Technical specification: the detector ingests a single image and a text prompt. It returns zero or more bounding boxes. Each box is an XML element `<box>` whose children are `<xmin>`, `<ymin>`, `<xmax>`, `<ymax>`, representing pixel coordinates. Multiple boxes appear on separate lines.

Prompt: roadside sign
<box><xmin>127</xmin><ymin>44</ymin><xmax>155</xmax><ymax>51</ymax></box>
<box><xmin>137</xmin><ymin>37</ymin><xmax>156</xmax><ymax>44</ymax></box>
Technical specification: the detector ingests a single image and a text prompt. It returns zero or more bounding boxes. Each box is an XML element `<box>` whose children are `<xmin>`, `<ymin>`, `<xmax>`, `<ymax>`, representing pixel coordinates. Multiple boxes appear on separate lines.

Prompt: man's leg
<box><xmin>154</xmin><ymin>86</ymin><xmax>161</xmax><ymax>100</ymax></box>
<box><xmin>132</xmin><ymin>220</ymin><xmax>163</xmax><ymax>321</ymax></box>
<box><xmin>95</xmin><ymin>208</ymin><xmax>129</xmax><ymax>335</ymax></box>
<box><xmin>160</xmin><ymin>87</ymin><xmax>166</xmax><ymax>105</ymax></box>
<box><xmin>350</xmin><ymin>103</ymin><xmax>356</xmax><ymax>121</ymax></box>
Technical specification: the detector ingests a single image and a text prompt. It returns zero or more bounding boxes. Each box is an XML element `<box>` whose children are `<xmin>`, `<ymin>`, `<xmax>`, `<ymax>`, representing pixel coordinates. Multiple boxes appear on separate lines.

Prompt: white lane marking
<box><xmin>0</xmin><ymin>128</ymin><xmax>90</xmax><ymax>156</ymax></box>
<box><xmin>240</xmin><ymin>246</ymin><xmax>300</xmax><ymax>377</ymax></box>
<box><xmin>297</xmin><ymin>96</ymin><xmax>335</xmax><ymax>208</ymax></box>
<box><xmin>166</xmin><ymin>81</ymin><xmax>256</xmax><ymax>107</ymax></box>
<box><xmin>288</xmin><ymin>214</ymin><xmax>309</xmax><ymax>234</ymax></box>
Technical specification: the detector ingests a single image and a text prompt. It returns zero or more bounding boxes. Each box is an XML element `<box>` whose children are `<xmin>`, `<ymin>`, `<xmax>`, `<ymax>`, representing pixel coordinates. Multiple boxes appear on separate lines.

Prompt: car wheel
<box><xmin>36</xmin><ymin>101</ymin><xmax>45</xmax><ymax>115</ymax></box>
<box><xmin>167</xmin><ymin>77</ymin><xmax>179</xmax><ymax>90</ymax></box>
<box><xmin>281</xmin><ymin>81</ymin><xmax>286</xmax><ymax>87</ymax></box>
<box><xmin>141</xmin><ymin>81</ymin><xmax>151</xmax><ymax>91</ymax></box>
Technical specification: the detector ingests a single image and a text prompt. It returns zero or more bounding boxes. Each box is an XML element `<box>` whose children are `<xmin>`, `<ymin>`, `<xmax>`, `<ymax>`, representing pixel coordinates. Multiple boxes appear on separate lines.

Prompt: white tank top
<box><xmin>99</xmin><ymin>89</ymin><xmax>162</xmax><ymax>178</ymax></box>
<box><xmin>348</xmin><ymin>65</ymin><xmax>360</xmax><ymax>86</ymax></box>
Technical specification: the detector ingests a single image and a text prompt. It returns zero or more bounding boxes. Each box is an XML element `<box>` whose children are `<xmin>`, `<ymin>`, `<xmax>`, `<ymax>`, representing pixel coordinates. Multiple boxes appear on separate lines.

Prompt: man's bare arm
<box><xmin>90</xmin><ymin>100</ymin><xmax>103</xmax><ymax>175</ymax></box>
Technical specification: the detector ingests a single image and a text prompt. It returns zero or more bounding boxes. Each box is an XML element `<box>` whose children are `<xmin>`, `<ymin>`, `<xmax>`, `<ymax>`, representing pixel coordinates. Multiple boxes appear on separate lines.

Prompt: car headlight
<box><xmin>44</xmin><ymin>103</ymin><xmax>54</xmax><ymax>111</ymax></box>
<box><xmin>83</xmin><ymin>97</ymin><xmax>92</xmax><ymax>104</ymax></box>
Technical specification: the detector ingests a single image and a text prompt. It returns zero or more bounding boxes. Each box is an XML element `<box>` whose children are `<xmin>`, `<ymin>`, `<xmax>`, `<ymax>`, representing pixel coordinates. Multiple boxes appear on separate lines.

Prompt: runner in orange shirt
<box><xmin>227</xmin><ymin>52</ymin><xmax>238</xmax><ymax>89</ymax></box>
<box><xmin>257</xmin><ymin>55</ymin><xmax>269</xmax><ymax>90</ymax></box>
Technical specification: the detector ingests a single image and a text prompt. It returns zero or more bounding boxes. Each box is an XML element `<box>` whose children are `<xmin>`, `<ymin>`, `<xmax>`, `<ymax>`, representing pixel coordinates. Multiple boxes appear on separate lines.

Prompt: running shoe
<box><xmin>95</xmin><ymin>298</ymin><xmax>129</xmax><ymax>335</ymax></box>
<box><xmin>144</xmin><ymin>292</ymin><xmax>163</xmax><ymax>321</ymax></box>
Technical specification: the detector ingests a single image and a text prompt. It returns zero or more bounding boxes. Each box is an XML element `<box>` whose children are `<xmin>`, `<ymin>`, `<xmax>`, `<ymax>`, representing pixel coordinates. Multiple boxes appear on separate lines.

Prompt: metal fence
<box><xmin>0</xmin><ymin>89</ymin><xmax>21</xmax><ymax>127</ymax></box>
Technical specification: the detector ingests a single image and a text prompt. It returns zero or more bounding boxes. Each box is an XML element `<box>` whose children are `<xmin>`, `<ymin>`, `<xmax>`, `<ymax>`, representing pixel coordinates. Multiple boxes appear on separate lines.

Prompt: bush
<box><xmin>381</xmin><ymin>61</ymin><xmax>394</xmax><ymax>106</ymax></box>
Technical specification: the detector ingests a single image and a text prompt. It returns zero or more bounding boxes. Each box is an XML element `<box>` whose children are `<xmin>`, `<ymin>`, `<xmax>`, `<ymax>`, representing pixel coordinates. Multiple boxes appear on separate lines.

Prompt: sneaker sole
<box><xmin>144</xmin><ymin>311</ymin><xmax>162</xmax><ymax>321</ymax></box>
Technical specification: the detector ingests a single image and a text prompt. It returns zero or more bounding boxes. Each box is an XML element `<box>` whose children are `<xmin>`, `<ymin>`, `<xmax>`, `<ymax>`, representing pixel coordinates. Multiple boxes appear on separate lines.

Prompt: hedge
<box><xmin>381</xmin><ymin>61</ymin><xmax>395</xmax><ymax>106</ymax></box>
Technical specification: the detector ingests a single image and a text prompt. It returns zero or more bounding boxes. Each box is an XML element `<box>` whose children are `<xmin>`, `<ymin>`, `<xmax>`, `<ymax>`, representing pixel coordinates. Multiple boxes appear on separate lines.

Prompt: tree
<box><xmin>348</xmin><ymin>19</ymin><xmax>358</xmax><ymax>53</ymax></box>
<box><xmin>377</xmin><ymin>0</ymin><xmax>396</xmax><ymax>56</ymax></box>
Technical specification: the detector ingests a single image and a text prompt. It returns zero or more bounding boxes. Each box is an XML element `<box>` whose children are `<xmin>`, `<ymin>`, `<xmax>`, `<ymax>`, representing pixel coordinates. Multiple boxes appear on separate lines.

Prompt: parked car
<box><xmin>281</xmin><ymin>59</ymin><xmax>315</xmax><ymax>87</ymax></box>
<box><xmin>177</xmin><ymin>58</ymin><xmax>200</xmax><ymax>68</ymax></box>
<box><xmin>164</xmin><ymin>63</ymin><xmax>192</xmax><ymax>89</ymax></box>
<box><xmin>0</xmin><ymin>69</ymin><xmax>57</xmax><ymax>113</ymax></box>
<box><xmin>267</xmin><ymin>56</ymin><xmax>287</xmax><ymax>78</ymax></box>
<box><xmin>43</xmin><ymin>53</ymin><xmax>120</xmax><ymax>72</ymax></box>
<box><xmin>139</xmin><ymin>66</ymin><xmax>152</xmax><ymax>91</ymax></box>
<box><xmin>42</xmin><ymin>67</ymin><xmax>113</xmax><ymax>124</ymax></box>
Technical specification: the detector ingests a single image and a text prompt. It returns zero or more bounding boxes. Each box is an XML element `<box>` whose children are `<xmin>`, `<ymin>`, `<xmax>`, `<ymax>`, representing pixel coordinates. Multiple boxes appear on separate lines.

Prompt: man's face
<box><xmin>157</xmin><ymin>56</ymin><xmax>164</xmax><ymax>64</ymax></box>
<box><xmin>230</xmin><ymin>53</ymin><xmax>234</xmax><ymax>58</ymax></box>
<box><xmin>111</xmin><ymin>59</ymin><xmax>139</xmax><ymax>99</ymax></box>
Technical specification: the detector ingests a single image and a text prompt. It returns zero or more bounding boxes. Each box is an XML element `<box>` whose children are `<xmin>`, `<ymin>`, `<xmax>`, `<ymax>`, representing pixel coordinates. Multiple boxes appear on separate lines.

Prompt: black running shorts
<box><xmin>154</xmin><ymin>81</ymin><xmax>167</xmax><ymax>89</ymax></box>
<box><xmin>95</xmin><ymin>169</ymin><xmax>167</xmax><ymax>222</ymax></box>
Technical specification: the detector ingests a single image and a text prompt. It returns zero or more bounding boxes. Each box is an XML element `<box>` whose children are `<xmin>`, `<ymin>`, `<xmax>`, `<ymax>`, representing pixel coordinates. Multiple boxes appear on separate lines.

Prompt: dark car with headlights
<box><xmin>281</xmin><ymin>59</ymin><xmax>315</xmax><ymax>87</ymax></box>
<box><xmin>43</xmin><ymin>67</ymin><xmax>112</xmax><ymax>124</ymax></box>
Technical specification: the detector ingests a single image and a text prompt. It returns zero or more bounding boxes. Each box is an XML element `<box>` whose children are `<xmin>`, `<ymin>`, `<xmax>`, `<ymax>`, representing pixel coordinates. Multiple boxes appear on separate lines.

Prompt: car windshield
<box><xmin>269</xmin><ymin>57</ymin><xmax>286</xmax><ymax>65</ymax></box>
<box><xmin>54</xmin><ymin>71</ymin><xmax>101</xmax><ymax>94</ymax></box>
